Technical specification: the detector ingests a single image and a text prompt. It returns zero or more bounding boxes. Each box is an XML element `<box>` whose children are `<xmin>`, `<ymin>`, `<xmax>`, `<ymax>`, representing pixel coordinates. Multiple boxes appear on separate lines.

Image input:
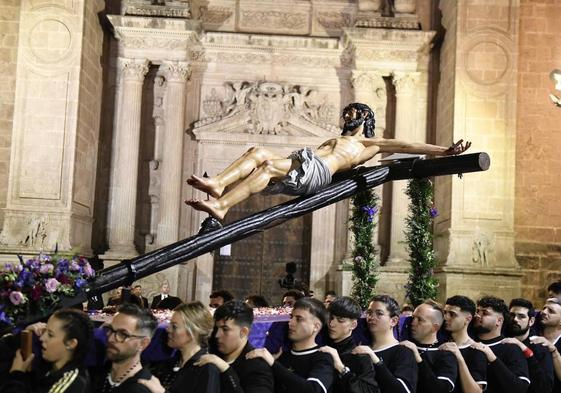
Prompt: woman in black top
<box><xmin>353</xmin><ymin>295</ymin><xmax>418</xmax><ymax>393</ymax></box>
<box><xmin>3</xmin><ymin>308</ymin><xmax>94</xmax><ymax>393</ymax></box>
<box><xmin>139</xmin><ymin>301</ymin><xmax>220</xmax><ymax>393</ymax></box>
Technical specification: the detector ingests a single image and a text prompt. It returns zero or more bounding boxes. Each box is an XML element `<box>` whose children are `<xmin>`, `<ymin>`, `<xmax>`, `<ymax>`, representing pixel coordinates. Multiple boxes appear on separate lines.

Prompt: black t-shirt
<box><xmin>220</xmin><ymin>342</ymin><xmax>274</xmax><ymax>393</ymax></box>
<box><xmin>373</xmin><ymin>343</ymin><xmax>417</xmax><ymax>393</ymax></box>
<box><xmin>553</xmin><ymin>334</ymin><xmax>561</xmax><ymax>393</ymax></box>
<box><xmin>273</xmin><ymin>346</ymin><xmax>334</xmax><ymax>393</ymax></box>
<box><xmin>522</xmin><ymin>336</ymin><xmax>554</xmax><ymax>393</ymax></box>
<box><xmin>328</xmin><ymin>336</ymin><xmax>379</xmax><ymax>393</ymax></box>
<box><xmin>149</xmin><ymin>348</ymin><xmax>220</xmax><ymax>393</ymax></box>
<box><xmin>481</xmin><ymin>336</ymin><xmax>530</xmax><ymax>393</ymax></box>
<box><xmin>451</xmin><ymin>345</ymin><xmax>487</xmax><ymax>393</ymax></box>
<box><xmin>416</xmin><ymin>346</ymin><xmax>458</xmax><ymax>393</ymax></box>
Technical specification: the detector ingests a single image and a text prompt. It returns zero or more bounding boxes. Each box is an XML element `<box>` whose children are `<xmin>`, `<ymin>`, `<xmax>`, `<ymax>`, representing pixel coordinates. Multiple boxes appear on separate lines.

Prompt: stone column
<box><xmin>387</xmin><ymin>72</ymin><xmax>419</xmax><ymax>264</ymax></box>
<box><xmin>157</xmin><ymin>61</ymin><xmax>190</xmax><ymax>247</ymax></box>
<box><xmin>102</xmin><ymin>58</ymin><xmax>149</xmax><ymax>263</ymax></box>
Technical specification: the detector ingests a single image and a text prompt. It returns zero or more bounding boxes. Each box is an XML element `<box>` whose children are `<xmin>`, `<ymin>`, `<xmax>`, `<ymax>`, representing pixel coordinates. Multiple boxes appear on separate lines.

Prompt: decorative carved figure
<box><xmin>186</xmin><ymin>103</ymin><xmax>470</xmax><ymax>220</ymax></box>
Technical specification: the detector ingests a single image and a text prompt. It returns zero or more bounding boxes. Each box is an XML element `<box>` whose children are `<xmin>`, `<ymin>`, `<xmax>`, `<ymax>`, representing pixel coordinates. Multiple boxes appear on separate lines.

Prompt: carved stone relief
<box><xmin>195</xmin><ymin>81</ymin><xmax>338</xmax><ymax>136</ymax></box>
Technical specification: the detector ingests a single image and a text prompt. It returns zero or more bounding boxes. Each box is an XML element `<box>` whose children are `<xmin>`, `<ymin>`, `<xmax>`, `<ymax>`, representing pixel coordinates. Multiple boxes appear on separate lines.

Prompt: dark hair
<box><xmin>283</xmin><ymin>290</ymin><xmax>304</xmax><ymax>301</ymax></box>
<box><xmin>371</xmin><ymin>295</ymin><xmax>400</xmax><ymax>318</ymax></box>
<box><xmin>509</xmin><ymin>298</ymin><xmax>535</xmax><ymax>317</ymax></box>
<box><xmin>210</xmin><ymin>290</ymin><xmax>234</xmax><ymax>302</ymax></box>
<box><xmin>325</xmin><ymin>290</ymin><xmax>337</xmax><ymax>297</ymax></box>
<box><xmin>445</xmin><ymin>295</ymin><xmax>476</xmax><ymax>316</ymax></box>
<box><xmin>116</xmin><ymin>303</ymin><xmax>158</xmax><ymax>337</ymax></box>
<box><xmin>52</xmin><ymin>309</ymin><xmax>94</xmax><ymax>366</ymax></box>
<box><xmin>401</xmin><ymin>304</ymin><xmax>414</xmax><ymax>313</ymax></box>
<box><xmin>133</xmin><ymin>285</ymin><xmax>141</xmax><ymax>289</ymax></box>
<box><xmin>245</xmin><ymin>295</ymin><xmax>269</xmax><ymax>308</ymax></box>
<box><xmin>328</xmin><ymin>296</ymin><xmax>361</xmax><ymax>320</ymax></box>
<box><xmin>293</xmin><ymin>298</ymin><xmax>328</xmax><ymax>327</ymax></box>
<box><xmin>477</xmin><ymin>296</ymin><xmax>509</xmax><ymax>319</ymax></box>
<box><xmin>548</xmin><ymin>281</ymin><xmax>561</xmax><ymax>295</ymax></box>
<box><xmin>214</xmin><ymin>300</ymin><xmax>254</xmax><ymax>328</ymax></box>
<box><xmin>341</xmin><ymin>102</ymin><xmax>376</xmax><ymax>138</ymax></box>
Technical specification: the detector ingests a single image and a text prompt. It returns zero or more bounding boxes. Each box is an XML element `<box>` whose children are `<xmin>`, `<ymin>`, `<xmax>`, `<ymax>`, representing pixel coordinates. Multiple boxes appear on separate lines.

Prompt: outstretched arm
<box><xmin>363</xmin><ymin>138</ymin><xmax>471</xmax><ymax>156</ymax></box>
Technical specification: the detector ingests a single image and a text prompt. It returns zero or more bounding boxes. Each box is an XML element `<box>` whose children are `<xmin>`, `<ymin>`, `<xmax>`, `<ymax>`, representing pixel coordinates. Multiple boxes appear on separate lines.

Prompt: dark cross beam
<box><xmin>85</xmin><ymin>152</ymin><xmax>489</xmax><ymax>297</ymax></box>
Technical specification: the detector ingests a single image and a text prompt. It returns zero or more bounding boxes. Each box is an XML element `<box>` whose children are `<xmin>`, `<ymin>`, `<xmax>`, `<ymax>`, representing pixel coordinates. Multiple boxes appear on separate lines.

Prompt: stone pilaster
<box><xmin>433</xmin><ymin>0</ymin><xmax>521</xmax><ymax>302</ymax></box>
<box><xmin>387</xmin><ymin>72</ymin><xmax>419</xmax><ymax>265</ymax></box>
<box><xmin>0</xmin><ymin>0</ymin><xmax>104</xmax><ymax>261</ymax></box>
<box><xmin>157</xmin><ymin>61</ymin><xmax>190</xmax><ymax>247</ymax></box>
<box><xmin>101</xmin><ymin>58</ymin><xmax>149</xmax><ymax>264</ymax></box>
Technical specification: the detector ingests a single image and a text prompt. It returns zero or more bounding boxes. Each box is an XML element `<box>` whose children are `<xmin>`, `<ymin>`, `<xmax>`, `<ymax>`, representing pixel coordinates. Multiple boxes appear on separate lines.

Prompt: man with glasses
<box><xmin>94</xmin><ymin>304</ymin><xmax>158</xmax><ymax>392</ymax></box>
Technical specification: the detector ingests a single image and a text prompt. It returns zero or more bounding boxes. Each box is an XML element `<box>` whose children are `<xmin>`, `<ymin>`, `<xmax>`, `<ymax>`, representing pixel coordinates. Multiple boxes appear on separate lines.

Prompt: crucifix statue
<box><xmin>185</xmin><ymin>103</ymin><xmax>471</xmax><ymax>220</ymax></box>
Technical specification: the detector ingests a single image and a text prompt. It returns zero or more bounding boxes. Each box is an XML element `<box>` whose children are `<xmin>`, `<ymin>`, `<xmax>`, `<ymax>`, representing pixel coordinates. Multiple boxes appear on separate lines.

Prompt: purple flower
<box><xmin>429</xmin><ymin>207</ymin><xmax>438</xmax><ymax>218</ymax></box>
<box><xmin>45</xmin><ymin>278</ymin><xmax>60</xmax><ymax>293</ymax></box>
<box><xmin>75</xmin><ymin>278</ymin><xmax>87</xmax><ymax>288</ymax></box>
<box><xmin>9</xmin><ymin>291</ymin><xmax>25</xmax><ymax>305</ymax></box>
<box><xmin>70</xmin><ymin>260</ymin><xmax>80</xmax><ymax>272</ymax></box>
<box><xmin>56</xmin><ymin>259</ymin><xmax>69</xmax><ymax>274</ymax></box>
<box><xmin>0</xmin><ymin>309</ymin><xmax>11</xmax><ymax>324</ymax></box>
<box><xmin>3</xmin><ymin>263</ymin><xmax>13</xmax><ymax>272</ymax></box>
<box><xmin>83</xmin><ymin>263</ymin><xmax>95</xmax><ymax>278</ymax></box>
<box><xmin>39</xmin><ymin>263</ymin><xmax>54</xmax><ymax>274</ymax></box>
<box><xmin>354</xmin><ymin>256</ymin><xmax>363</xmax><ymax>263</ymax></box>
<box><xmin>361</xmin><ymin>205</ymin><xmax>378</xmax><ymax>223</ymax></box>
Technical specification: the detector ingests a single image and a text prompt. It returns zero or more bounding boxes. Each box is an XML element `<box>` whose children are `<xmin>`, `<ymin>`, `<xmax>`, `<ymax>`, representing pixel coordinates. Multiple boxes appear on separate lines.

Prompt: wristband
<box><xmin>339</xmin><ymin>366</ymin><xmax>350</xmax><ymax>377</ymax></box>
<box><xmin>522</xmin><ymin>348</ymin><xmax>533</xmax><ymax>359</ymax></box>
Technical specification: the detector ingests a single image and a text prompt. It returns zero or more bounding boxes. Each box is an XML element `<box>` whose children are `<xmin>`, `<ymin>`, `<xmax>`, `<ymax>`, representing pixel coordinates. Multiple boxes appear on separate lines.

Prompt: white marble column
<box><xmin>157</xmin><ymin>61</ymin><xmax>190</xmax><ymax>246</ymax></box>
<box><xmin>387</xmin><ymin>72</ymin><xmax>419</xmax><ymax>264</ymax></box>
<box><xmin>103</xmin><ymin>58</ymin><xmax>149</xmax><ymax>261</ymax></box>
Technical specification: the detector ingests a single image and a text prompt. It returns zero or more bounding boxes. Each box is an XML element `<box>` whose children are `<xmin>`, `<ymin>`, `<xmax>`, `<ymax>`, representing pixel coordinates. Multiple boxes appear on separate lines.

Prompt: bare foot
<box><xmin>186</xmin><ymin>175</ymin><xmax>224</xmax><ymax>198</ymax></box>
<box><xmin>185</xmin><ymin>199</ymin><xmax>227</xmax><ymax>221</ymax></box>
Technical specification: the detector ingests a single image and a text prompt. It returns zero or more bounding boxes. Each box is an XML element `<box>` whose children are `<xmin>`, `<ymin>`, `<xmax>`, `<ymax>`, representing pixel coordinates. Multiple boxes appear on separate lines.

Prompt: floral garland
<box><xmin>0</xmin><ymin>255</ymin><xmax>95</xmax><ymax>326</ymax></box>
<box><xmin>350</xmin><ymin>188</ymin><xmax>380</xmax><ymax>309</ymax></box>
<box><xmin>404</xmin><ymin>178</ymin><xmax>439</xmax><ymax>307</ymax></box>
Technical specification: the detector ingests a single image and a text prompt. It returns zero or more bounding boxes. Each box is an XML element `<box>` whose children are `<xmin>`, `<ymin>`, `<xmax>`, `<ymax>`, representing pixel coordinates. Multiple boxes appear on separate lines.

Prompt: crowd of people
<box><xmin>1</xmin><ymin>281</ymin><xmax>561</xmax><ymax>393</ymax></box>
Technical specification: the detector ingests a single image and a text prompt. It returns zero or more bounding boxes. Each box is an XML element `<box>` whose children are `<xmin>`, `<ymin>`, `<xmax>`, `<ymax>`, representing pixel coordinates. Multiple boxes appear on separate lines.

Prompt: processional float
<box><xmin>85</xmin><ymin>151</ymin><xmax>490</xmax><ymax>299</ymax></box>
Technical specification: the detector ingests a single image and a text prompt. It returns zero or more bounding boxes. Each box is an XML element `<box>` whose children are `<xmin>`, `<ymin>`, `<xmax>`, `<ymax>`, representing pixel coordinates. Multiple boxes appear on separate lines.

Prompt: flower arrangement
<box><xmin>404</xmin><ymin>178</ymin><xmax>439</xmax><ymax>307</ymax></box>
<box><xmin>350</xmin><ymin>188</ymin><xmax>381</xmax><ymax>309</ymax></box>
<box><xmin>0</xmin><ymin>255</ymin><xmax>95</xmax><ymax>326</ymax></box>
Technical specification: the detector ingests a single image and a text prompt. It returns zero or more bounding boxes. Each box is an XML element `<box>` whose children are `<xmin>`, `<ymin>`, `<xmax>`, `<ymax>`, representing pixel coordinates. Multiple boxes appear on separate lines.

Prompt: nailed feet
<box><xmin>186</xmin><ymin>175</ymin><xmax>224</xmax><ymax>199</ymax></box>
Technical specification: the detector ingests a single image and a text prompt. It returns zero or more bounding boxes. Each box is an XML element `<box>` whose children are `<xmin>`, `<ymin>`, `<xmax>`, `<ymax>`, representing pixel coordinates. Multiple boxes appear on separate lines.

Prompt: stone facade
<box><xmin>515</xmin><ymin>0</ymin><xmax>561</xmax><ymax>305</ymax></box>
<box><xmin>1</xmin><ymin>0</ymin><xmax>559</xmax><ymax>306</ymax></box>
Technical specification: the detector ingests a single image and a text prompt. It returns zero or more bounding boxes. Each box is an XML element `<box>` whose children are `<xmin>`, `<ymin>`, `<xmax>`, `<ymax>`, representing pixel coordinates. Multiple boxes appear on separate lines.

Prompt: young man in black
<box><xmin>439</xmin><ymin>295</ymin><xmax>487</xmax><ymax>393</ymax></box>
<box><xmin>195</xmin><ymin>300</ymin><xmax>274</xmax><ymax>393</ymax></box>
<box><xmin>400</xmin><ymin>300</ymin><xmax>458</xmax><ymax>393</ymax></box>
<box><xmin>247</xmin><ymin>297</ymin><xmax>334</xmax><ymax>393</ymax></box>
<box><xmin>471</xmin><ymin>296</ymin><xmax>530</xmax><ymax>393</ymax></box>
<box><xmin>319</xmin><ymin>296</ymin><xmax>379</xmax><ymax>393</ymax></box>
<box><xmin>504</xmin><ymin>298</ymin><xmax>554</xmax><ymax>393</ymax></box>
<box><xmin>352</xmin><ymin>295</ymin><xmax>418</xmax><ymax>393</ymax></box>
<box><xmin>531</xmin><ymin>298</ymin><xmax>561</xmax><ymax>393</ymax></box>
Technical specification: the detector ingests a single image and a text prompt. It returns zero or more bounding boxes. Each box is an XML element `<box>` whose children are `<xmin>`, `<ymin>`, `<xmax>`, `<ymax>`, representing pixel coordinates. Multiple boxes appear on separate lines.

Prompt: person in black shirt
<box><xmin>138</xmin><ymin>301</ymin><xmax>220</xmax><ymax>393</ymax></box>
<box><xmin>400</xmin><ymin>300</ymin><xmax>458</xmax><ymax>393</ymax></box>
<box><xmin>247</xmin><ymin>297</ymin><xmax>334</xmax><ymax>393</ymax></box>
<box><xmin>439</xmin><ymin>295</ymin><xmax>487</xmax><ymax>393</ymax></box>
<box><xmin>132</xmin><ymin>285</ymin><xmax>149</xmax><ymax>308</ymax></box>
<box><xmin>352</xmin><ymin>295</ymin><xmax>417</xmax><ymax>393</ymax></box>
<box><xmin>504</xmin><ymin>298</ymin><xmax>554</xmax><ymax>393</ymax></box>
<box><xmin>3</xmin><ymin>308</ymin><xmax>93</xmax><ymax>393</ymax></box>
<box><xmin>93</xmin><ymin>304</ymin><xmax>157</xmax><ymax>392</ymax></box>
<box><xmin>195</xmin><ymin>300</ymin><xmax>274</xmax><ymax>393</ymax></box>
<box><xmin>319</xmin><ymin>296</ymin><xmax>379</xmax><ymax>393</ymax></box>
<box><xmin>472</xmin><ymin>296</ymin><xmax>530</xmax><ymax>393</ymax></box>
<box><xmin>530</xmin><ymin>298</ymin><xmax>561</xmax><ymax>393</ymax></box>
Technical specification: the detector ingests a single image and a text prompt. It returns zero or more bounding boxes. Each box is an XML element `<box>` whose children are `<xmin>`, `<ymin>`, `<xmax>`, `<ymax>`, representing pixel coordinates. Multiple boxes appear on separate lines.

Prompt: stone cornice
<box><xmin>191</xmin><ymin>32</ymin><xmax>347</xmax><ymax>68</ymax></box>
<box><xmin>108</xmin><ymin>15</ymin><xmax>201</xmax><ymax>59</ymax></box>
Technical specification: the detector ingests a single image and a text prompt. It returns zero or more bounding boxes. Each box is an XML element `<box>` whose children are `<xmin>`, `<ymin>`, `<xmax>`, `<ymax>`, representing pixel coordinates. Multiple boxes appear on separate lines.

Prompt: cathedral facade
<box><xmin>0</xmin><ymin>0</ymin><xmax>559</xmax><ymax>306</ymax></box>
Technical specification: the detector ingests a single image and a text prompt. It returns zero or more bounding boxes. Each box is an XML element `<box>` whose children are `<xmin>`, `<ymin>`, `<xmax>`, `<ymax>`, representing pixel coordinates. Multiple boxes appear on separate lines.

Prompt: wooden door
<box><xmin>213</xmin><ymin>193</ymin><xmax>311</xmax><ymax>306</ymax></box>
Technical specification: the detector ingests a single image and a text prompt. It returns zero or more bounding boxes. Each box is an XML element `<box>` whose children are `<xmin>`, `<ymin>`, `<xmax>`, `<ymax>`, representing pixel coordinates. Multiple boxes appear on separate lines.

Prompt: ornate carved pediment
<box><xmin>193</xmin><ymin>81</ymin><xmax>339</xmax><ymax>138</ymax></box>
